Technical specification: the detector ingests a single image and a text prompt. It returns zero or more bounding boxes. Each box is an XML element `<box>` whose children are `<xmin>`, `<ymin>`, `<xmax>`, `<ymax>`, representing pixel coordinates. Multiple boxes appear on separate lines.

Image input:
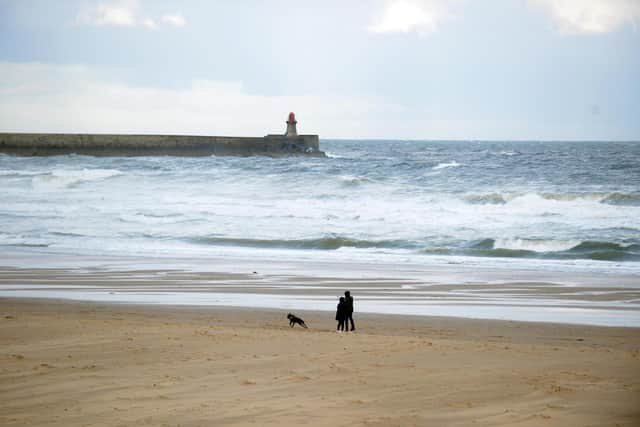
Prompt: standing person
<box><xmin>344</xmin><ymin>290</ymin><xmax>355</xmax><ymax>331</ymax></box>
<box><xmin>336</xmin><ymin>296</ymin><xmax>346</xmax><ymax>332</ymax></box>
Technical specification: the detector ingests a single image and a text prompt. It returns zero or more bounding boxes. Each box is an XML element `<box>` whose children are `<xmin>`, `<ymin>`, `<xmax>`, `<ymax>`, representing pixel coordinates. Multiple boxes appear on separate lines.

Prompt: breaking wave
<box><xmin>462</xmin><ymin>191</ymin><xmax>640</xmax><ymax>206</ymax></box>
<box><xmin>190</xmin><ymin>235</ymin><xmax>640</xmax><ymax>261</ymax></box>
<box><xmin>459</xmin><ymin>239</ymin><xmax>640</xmax><ymax>261</ymax></box>
<box><xmin>492</xmin><ymin>238</ymin><xmax>580</xmax><ymax>252</ymax></box>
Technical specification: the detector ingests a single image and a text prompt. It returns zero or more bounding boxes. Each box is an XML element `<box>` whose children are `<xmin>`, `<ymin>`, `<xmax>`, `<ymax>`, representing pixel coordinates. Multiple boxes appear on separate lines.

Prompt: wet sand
<box><xmin>1</xmin><ymin>298</ymin><xmax>639</xmax><ymax>426</ymax></box>
<box><xmin>1</xmin><ymin>266</ymin><xmax>639</xmax><ymax>327</ymax></box>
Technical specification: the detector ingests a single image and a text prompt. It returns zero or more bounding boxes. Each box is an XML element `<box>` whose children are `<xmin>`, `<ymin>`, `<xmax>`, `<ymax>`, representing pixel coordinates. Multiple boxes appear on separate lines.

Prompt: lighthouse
<box><xmin>263</xmin><ymin>112</ymin><xmax>321</xmax><ymax>155</ymax></box>
<box><xmin>285</xmin><ymin>112</ymin><xmax>298</xmax><ymax>137</ymax></box>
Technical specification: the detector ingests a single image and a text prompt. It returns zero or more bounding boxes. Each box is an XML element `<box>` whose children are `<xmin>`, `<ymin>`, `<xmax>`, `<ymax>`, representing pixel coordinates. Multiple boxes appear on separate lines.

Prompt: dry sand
<box><xmin>1</xmin><ymin>298</ymin><xmax>639</xmax><ymax>426</ymax></box>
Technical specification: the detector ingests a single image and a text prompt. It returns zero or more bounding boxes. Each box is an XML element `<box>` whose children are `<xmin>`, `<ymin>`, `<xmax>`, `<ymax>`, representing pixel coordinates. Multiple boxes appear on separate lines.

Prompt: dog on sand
<box><xmin>287</xmin><ymin>313</ymin><xmax>308</xmax><ymax>328</ymax></box>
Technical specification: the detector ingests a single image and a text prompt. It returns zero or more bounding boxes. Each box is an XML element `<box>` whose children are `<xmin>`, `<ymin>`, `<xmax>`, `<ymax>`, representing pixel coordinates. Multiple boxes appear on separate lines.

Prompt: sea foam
<box><xmin>492</xmin><ymin>238</ymin><xmax>581</xmax><ymax>253</ymax></box>
<box><xmin>31</xmin><ymin>168</ymin><xmax>122</xmax><ymax>188</ymax></box>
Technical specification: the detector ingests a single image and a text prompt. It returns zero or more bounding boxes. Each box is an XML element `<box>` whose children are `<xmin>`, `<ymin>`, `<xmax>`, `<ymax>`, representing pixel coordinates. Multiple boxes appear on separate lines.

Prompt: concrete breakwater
<box><xmin>0</xmin><ymin>133</ymin><xmax>324</xmax><ymax>157</ymax></box>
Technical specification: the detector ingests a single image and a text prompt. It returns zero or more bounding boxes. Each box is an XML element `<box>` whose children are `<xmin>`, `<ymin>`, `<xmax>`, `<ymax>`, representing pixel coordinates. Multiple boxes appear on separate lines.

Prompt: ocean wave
<box><xmin>0</xmin><ymin>170</ymin><xmax>42</xmax><ymax>177</ymax></box>
<box><xmin>338</xmin><ymin>175</ymin><xmax>370</xmax><ymax>186</ymax></box>
<box><xmin>191</xmin><ymin>236</ymin><xmax>412</xmax><ymax>250</ymax></box>
<box><xmin>610</xmin><ymin>162</ymin><xmax>636</xmax><ymax>170</ymax></box>
<box><xmin>32</xmin><ymin>168</ymin><xmax>122</xmax><ymax>188</ymax></box>
<box><xmin>464</xmin><ymin>193</ymin><xmax>507</xmax><ymax>205</ymax></box>
<box><xmin>492</xmin><ymin>238</ymin><xmax>581</xmax><ymax>252</ymax></box>
<box><xmin>539</xmin><ymin>192</ymin><xmax>640</xmax><ymax>206</ymax></box>
<box><xmin>0</xmin><ymin>233</ymin><xmax>51</xmax><ymax>248</ymax></box>
<box><xmin>600</xmin><ymin>192</ymin><xmax>640</xmax><ymax>206</ymax></box>
<box><xmin>432</xmin><ymin>161</ymin><xmax>462</xmax><ymax>170</ymax></box>
<box><xmin>118</xmin><ymin>212</ymin><xmax>198</xmax><ymax>225</ymax></box>
<box><xmin>461</xmin><ymin>191</ymin><xmax>640</xmax><ymax>207</ymax></box>
<box><xmin>570</xmin><ymin>240</ymin><xmax>640</xmax><ymax>253</ymax></box>
<box><xmin>50</xmin><ymin>231</ymin><xmax>87</xmax><ymax>238</ymax></box>
<box><xmin>461</xmin><ymin>239</ymin><xmax>640</xmax><ymax>261</ymax></box>
<box><xmin>566</xmin><ymin>241</ymin><xmax>639</xmax><ymax>261</ymax></box>
<box><xmin>540</xmin><ymin>193</ymin><xmax>602</xmax><ymax>202</ymax></box>
<box><xmin>189</xmin><ymin>235</ymin><xmax>640</xmax><ymax>262</ymax></box>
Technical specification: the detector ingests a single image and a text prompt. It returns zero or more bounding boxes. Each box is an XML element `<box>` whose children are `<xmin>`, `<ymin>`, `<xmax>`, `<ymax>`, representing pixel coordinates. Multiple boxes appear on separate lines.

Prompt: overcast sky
<box><xmin>1</xmin><ymin>0</ymin><xmax>638</xmax><ymax>140</ymax></box>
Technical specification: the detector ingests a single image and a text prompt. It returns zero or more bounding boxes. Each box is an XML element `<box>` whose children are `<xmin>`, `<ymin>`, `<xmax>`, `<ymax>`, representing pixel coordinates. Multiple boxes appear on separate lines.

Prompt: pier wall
<box><xmin>0</xmin><ymin>133</ymin><xmax>323</xmax><ymax>157</ymax></box>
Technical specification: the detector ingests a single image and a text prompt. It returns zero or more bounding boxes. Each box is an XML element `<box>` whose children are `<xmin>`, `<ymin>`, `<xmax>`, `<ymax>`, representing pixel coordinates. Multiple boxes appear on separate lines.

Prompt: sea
<box><xmin>1</xmin><ymin>140</ymin><xmax>639</xmax><ymax>326</ymax></box>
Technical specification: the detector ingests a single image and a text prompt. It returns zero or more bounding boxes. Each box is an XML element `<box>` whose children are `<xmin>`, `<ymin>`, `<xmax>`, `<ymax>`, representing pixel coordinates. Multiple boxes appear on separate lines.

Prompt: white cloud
<box><xmin>78</xmin><ymin>0</ymin><xmax>138</xmax><ymax>27</ymax></box>
<box><xmin>529</xmin><ymin>0</ymin><xmax>640</xmax><ymax>34</ymax></box>
<box><xmin>78</xmin><ymin>1</ymin><xmax>186</xmax><ymax>29</ymax></box>
<box><xmin>161</xmin><ymin>14</ymin><xmax>186</xmax><ymax>27</ymax></box>
<box><xmin>369</xmin><ymin>0</ymin><xmax>640</xmax><ymax>36</ymax></box>
<box><xmin>0</xmin><ymin>62</ymin><xmax>406</xmax><ymax>139</ymax></box>
<box><xmin>369</xmin><ymin>0</ymin><xmax>452</xmax><ymax>36</ymax></box>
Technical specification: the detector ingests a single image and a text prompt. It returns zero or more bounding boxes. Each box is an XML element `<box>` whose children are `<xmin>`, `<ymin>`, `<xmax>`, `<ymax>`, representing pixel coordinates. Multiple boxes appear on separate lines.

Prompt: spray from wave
<box><xmin>432</xmin><ymin>161</ymin><xmax>462</xmax><ymax>170</ymax></box>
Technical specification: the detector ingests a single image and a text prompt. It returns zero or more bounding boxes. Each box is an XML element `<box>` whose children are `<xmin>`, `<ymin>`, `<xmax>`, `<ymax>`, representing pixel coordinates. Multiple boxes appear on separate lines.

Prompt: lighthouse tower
<box><xmin>285</xmin><ymin>112</ymin><xmax>298</xmax><ymax>137</ymax></box>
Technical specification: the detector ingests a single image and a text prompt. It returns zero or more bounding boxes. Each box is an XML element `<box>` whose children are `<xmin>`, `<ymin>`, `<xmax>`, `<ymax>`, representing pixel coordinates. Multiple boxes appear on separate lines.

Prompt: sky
<box><xmin>0</xmin><ymin>0</ymin><xmax>639</xmax><ymax>140</ymax></box>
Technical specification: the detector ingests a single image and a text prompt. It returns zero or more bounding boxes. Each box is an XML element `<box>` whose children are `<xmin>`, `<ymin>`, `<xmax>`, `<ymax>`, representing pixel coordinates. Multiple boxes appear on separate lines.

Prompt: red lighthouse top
<box><xmin>287</xmin><ymin>112</ymin><xmax>297</xmax><ymax>123</ymax></box>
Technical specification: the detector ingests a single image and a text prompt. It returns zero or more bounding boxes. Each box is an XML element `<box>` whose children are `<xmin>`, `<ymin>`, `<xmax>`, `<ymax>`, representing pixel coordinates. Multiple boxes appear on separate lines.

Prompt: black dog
<box><xmin>287</xmin><ymin>313</ymin><xmax>308</xmax><ymax>328</ymax></box>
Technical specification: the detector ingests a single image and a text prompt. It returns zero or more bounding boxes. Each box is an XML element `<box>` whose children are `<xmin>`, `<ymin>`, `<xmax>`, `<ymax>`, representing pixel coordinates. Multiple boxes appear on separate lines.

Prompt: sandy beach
<box><xmin>2</xmin><ymin>296</ymin><xmax>639</xmax><ymax>426</ymax></box>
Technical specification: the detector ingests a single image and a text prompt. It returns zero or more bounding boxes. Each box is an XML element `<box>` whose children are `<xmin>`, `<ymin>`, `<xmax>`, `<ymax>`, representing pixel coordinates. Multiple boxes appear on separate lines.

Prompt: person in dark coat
<box><xmin>344</xmin><ymin>290</ymin><xmax>355</xmax><ymax>331</ymax></box>
<box><xmin>336</xmin><ymin>296</ymin><xmax>346</xmax><ymax>332</ymax></box>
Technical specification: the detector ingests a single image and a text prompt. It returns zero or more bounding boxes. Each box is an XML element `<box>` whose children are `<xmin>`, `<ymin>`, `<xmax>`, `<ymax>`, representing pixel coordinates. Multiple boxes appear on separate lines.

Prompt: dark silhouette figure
<box><xmin>336</xmin><ymin>297</ymin><xmax>346</xmax><ymax>332</ymax></box>
<box><xmin>287</xmin><ymin>313</ymin><xmax>308</xmax><ymax>328</ymax></box>
<box><xmin>344</xmin><ymin>290</ymin><xmax>355</xmax><ymax>331</ymax></box>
